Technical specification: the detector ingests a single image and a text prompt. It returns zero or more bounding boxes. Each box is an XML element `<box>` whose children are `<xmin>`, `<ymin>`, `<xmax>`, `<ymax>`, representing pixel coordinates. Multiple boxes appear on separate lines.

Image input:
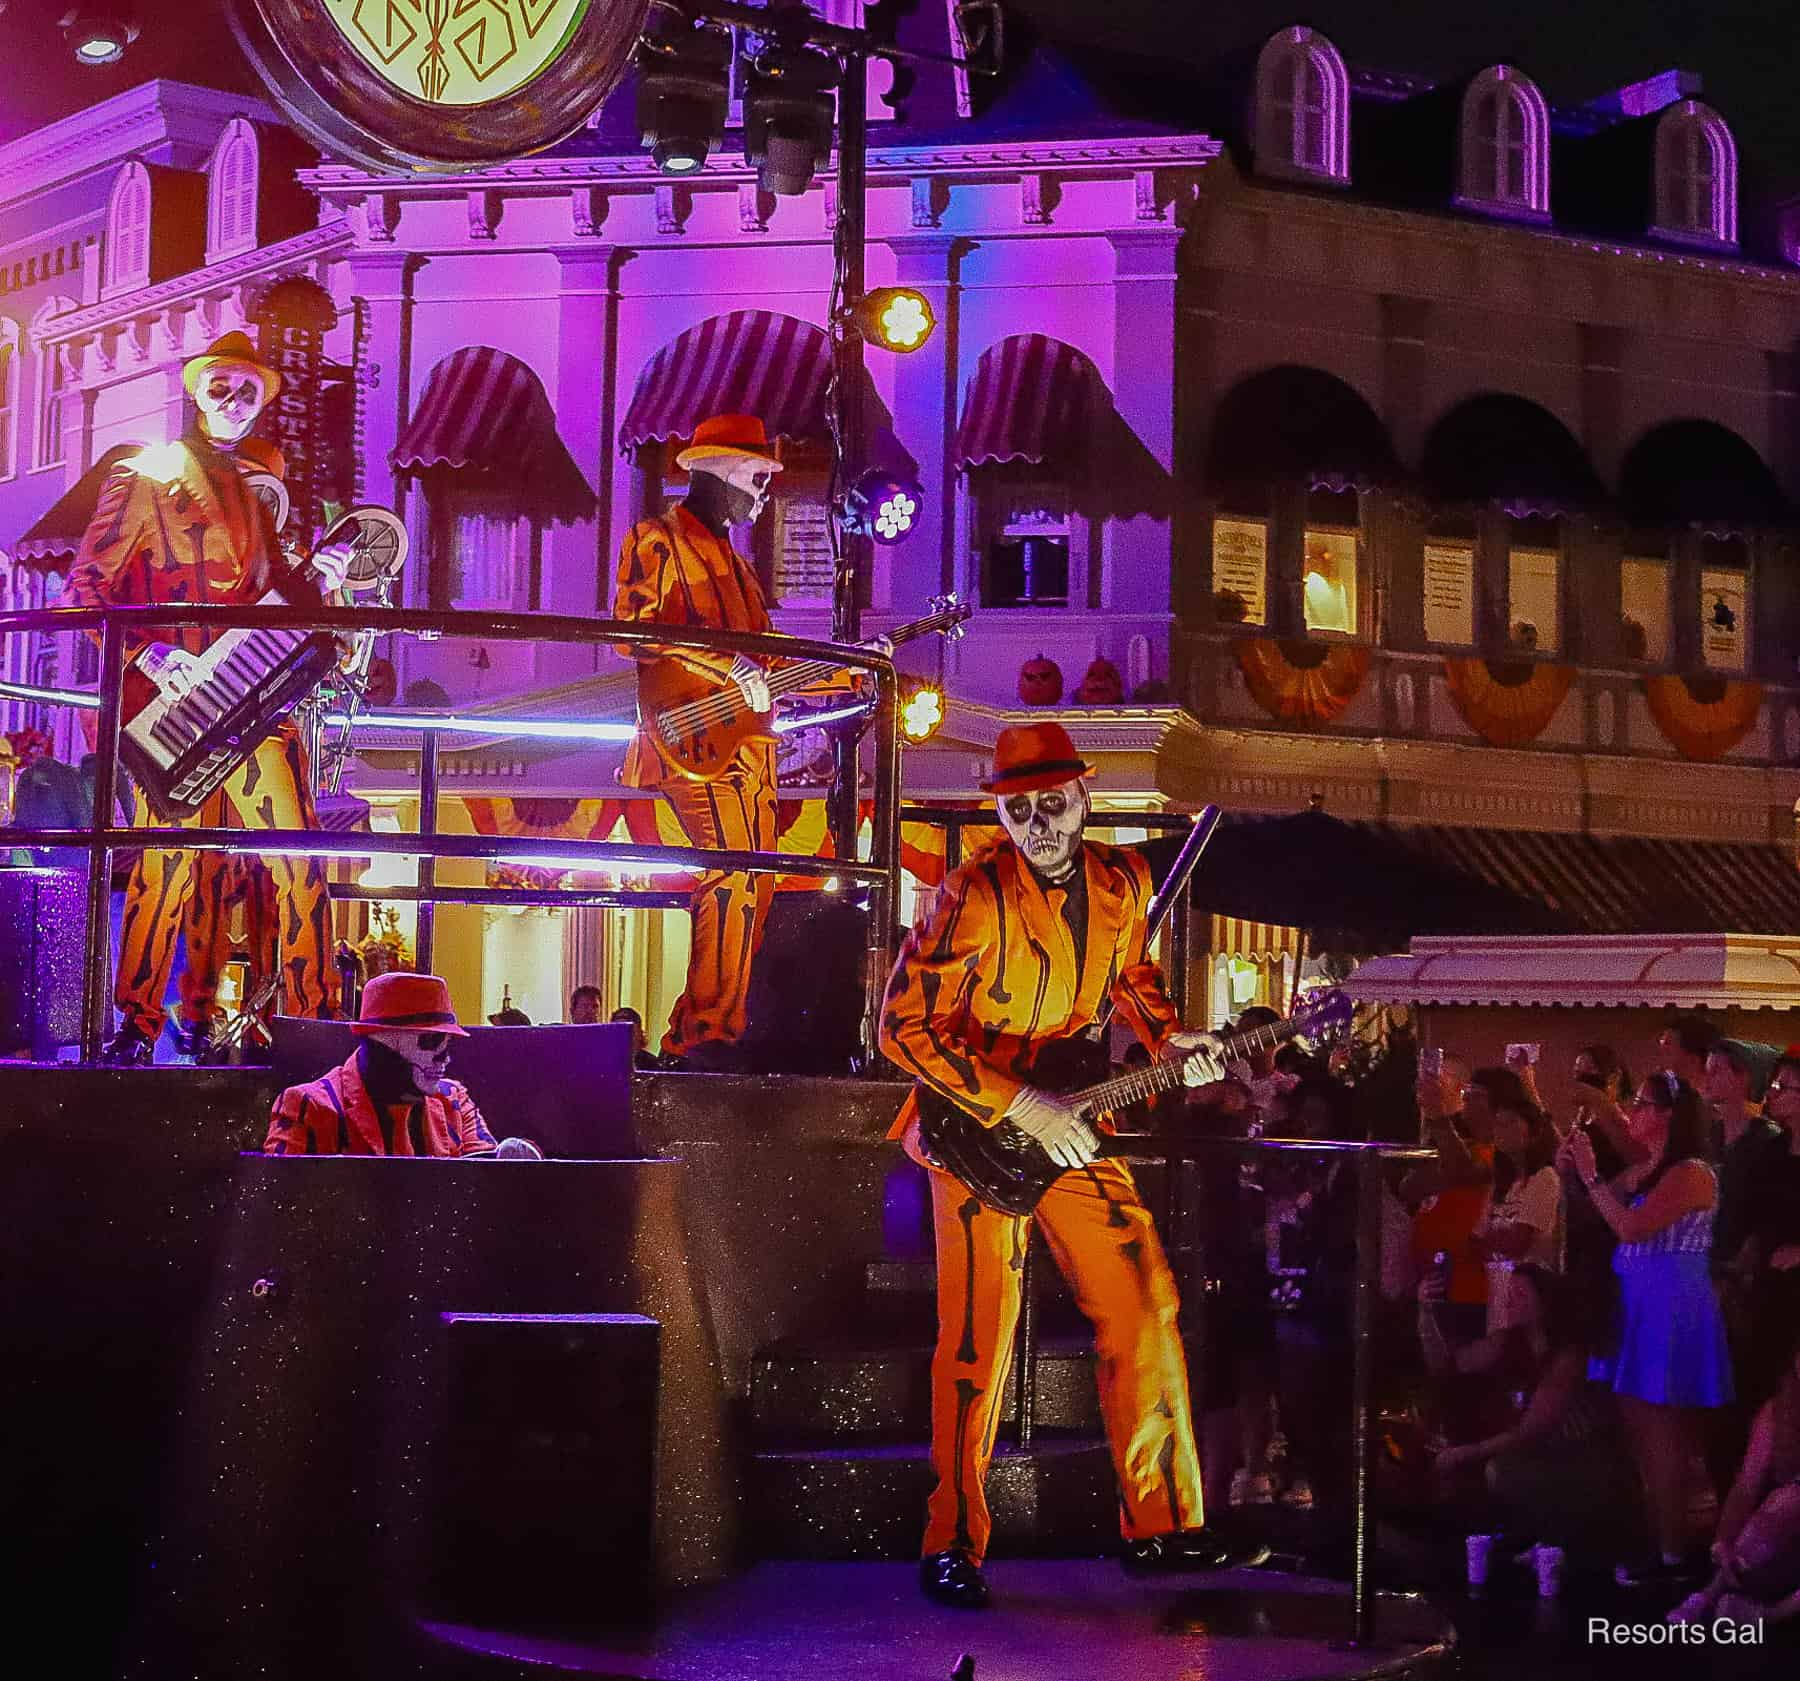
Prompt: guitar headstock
<box><xmin>1292</xmin><ymin>988</ymin><xmax>1355</xmax><ymax>1042</ymax></box>
<box><xmin>926</xmin><ymin>592</ymin><xmax>972</xmax><ymax>641</ymax></box>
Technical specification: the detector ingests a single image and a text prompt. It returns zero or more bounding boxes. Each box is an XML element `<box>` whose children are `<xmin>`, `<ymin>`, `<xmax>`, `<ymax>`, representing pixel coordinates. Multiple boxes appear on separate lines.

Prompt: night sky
<box><xmin>3</xmin><ymin>1</ymin><xmax>1800</xmax><ymax>188</ymax></box>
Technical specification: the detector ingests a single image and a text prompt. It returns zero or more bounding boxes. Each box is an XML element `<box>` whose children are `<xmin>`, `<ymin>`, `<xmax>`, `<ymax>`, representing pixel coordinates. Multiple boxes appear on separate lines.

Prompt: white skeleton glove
<box><xmin>727</xmin><ymin>653</ymin><xmax>772</xmax><ymax>713</ymax></box>
<box><xmin>1003</xmin><ymin>1086</ymin><xmax>1100</xmax><ymax>1171</ymax></box>
<box><xmin>1165</xmin><ymin>1029</ymin><xmax>1226</xmax><ymax>1088</ymax></box>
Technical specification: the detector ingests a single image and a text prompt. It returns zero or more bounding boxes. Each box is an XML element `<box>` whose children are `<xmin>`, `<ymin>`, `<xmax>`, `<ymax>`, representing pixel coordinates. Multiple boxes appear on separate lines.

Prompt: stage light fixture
<box><xmin>855</xmin><ymin>287</ymin><xmax>936</xmax><ymax>353</ymax></box>
<box><xmin>60</xmin><ymin>3</ymin><xmax>138</xmax><ymax>65</ymax></box>
<box><xmin>633</xmin><ymin>14</ymin><xmax>732</xmax><ymax>176</ymax></box>
<box><xmin>845</xmin><ymin>468</ymin><xmax>924</xmax><ymax>545</ymax></box>
<box><xmin>900</xmin><ymin>682</ymin><xmax>945</xmax><ymax>744</ymax></box>
<box><xmin>744</xmin><ymin>46</ymin><xmax>839</xmax><ymax>196</ymax></box>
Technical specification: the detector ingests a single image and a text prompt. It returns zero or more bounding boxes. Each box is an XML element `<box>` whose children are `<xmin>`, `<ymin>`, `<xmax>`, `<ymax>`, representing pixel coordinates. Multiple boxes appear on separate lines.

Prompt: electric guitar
<box><xmin>637</xmin><ymin>595</ymin><xmax>971</xmax><ymax>781</ymax></box>
<box><xmin>916</xmin><ymin>989</ymin><xmax>1355</xmax><ymax>1217</ymax></box>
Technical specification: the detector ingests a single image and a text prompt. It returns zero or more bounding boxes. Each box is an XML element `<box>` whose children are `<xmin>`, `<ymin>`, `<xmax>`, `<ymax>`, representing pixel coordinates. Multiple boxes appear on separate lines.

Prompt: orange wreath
<box><xmin>1643</xmin><ymin>673</ymin><xmax>1764</xmax><ymax>761</ymax></box>
<box><xmin>1441</xmin><ymin>657</ymin><xmax>1575</xmax><ymax>748</ymax></box>
<box><xmin>1234</xmin><ymin>638</ymin><xmax>1371</xmax><ymax>726</ymax></box>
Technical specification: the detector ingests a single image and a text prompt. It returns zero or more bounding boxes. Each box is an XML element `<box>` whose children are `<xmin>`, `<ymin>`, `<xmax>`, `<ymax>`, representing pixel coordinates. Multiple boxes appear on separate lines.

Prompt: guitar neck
<box><xmin>1069</xmin><ymin>1016</ymin><xmax>1305</xmax><ymax>1117</ymax></box>
<box><xmin>760</xmin><ymin>610</ymin><xmax>962</xmax><ymax>700</ymax></box>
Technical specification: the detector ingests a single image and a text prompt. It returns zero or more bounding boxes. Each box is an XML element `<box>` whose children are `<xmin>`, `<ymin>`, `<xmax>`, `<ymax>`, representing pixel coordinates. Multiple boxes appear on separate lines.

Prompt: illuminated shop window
<box><xmin>1620</xmin><ymin>556</ymin><xmax>1671</xmax><ymax>663</ymax></box>
<box><xmin>1302</xmin><ymin>525</ymin><xmax>1357</xmax><ymax>636</ymax></box>
<box><xmin>1507</xmin><ymin>546</ymin><xmax>1561</xmax><ymax>654</ymax></box>
<box><xmin>1422</xmin><ymin>539</ymin><xmax>1476</xmax><ymax>647</ymax></box>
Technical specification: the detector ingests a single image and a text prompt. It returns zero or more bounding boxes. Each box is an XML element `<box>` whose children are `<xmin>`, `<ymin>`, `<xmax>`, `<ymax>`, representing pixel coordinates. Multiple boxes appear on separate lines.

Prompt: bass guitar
<box><xmin>916</xmin><ymin>987</ymin><xmax>1355</xmax><ymax>1217</ymax></box>
<box><xmin>637</xmin><ymin>595</ymin><xmax>970</xmax><ymax>781</ymax></box>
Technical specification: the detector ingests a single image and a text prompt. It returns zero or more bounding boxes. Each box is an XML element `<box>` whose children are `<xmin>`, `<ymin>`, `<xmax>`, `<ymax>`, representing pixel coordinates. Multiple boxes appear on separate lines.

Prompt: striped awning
<box><xmin>1210</xmin><ymin>916</ymin><xmax>1303</xmax><ymax>962</ymax></box>
<box><xmin>954</xmin><ymin>335</ymin><xmax>1097</xmax><ymax>471</ymax></box>
<box><xmin>392</xmin><ymin>347</ymin><xmax>596</xmax><ymax>525</ymax></box>
<box><xmin>12</xmin><ymin>444</ymin><xmax>141</xmax><ymax>573</ymax></box>
<box><xmin>619</xmin><ymin>311</ymin><xmax>833</xmax><ymax>457</ymax></box>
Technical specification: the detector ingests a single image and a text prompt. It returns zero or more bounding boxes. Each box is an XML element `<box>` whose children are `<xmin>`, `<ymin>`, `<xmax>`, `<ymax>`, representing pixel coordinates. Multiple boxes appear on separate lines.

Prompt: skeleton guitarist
<box><xmin>68</xmin><ymin>331</ymin><xmax>353</xmax><ymax>1065</ymax></box>
<box><xmin>879</xmin><ymin>722</ymin><xmax>1268</xmax><ymax>1607</ymax></box>
<box><xmin>613</xmin><ymin>412</ymin><xmax>887</xmax><ymax>1070</ymax></box>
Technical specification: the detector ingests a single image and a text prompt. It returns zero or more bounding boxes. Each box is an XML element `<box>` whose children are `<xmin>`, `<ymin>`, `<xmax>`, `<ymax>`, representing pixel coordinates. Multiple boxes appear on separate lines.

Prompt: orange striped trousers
<box><xmin>654</xmin><ymin>741</ymin><xmax>777</xmax><ymax>1055</ymax></box>
<box><xmin>924</xmin><ymin>1156</ymin><xmax>1206</xmax><ymax>1563</ymax></box>
<box><xmin>115</xmin><ymin>729</ymin><xmax>336</xmax><ymax>1039</ymax></box>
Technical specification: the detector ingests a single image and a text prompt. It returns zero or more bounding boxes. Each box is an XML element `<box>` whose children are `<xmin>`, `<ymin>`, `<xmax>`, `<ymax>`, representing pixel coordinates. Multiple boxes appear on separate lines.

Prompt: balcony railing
<box><xmin>0</xmin><ymin>602</ymin><xmax>903</xmax><ymax>1062</ymax></box>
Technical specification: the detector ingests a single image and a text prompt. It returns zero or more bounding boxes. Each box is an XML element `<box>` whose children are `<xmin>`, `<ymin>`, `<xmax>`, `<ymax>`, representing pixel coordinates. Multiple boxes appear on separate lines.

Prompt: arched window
<box><xmin>207</xmin><ymin>119</ymin><xmax>260</xmax><ymax>262</ymax></box>
<box><xmin>104</xmin><ymin>161</ymin><xmax>152</xmax><ymax>295</ymax></box>
<box><xmin>1654</xmin><ymin>101</ymin><xmax>1737</xmax><ymax>247</ymax></box>
<box><xmin>1254</xmin><ymin>27</ymin><xmax>1349</xmax><ymax>184</ymax></box>
<box><xmin>0</xmin><ymin>319</ymin><xmax>19</xmax><ymax>480</ymax></box>
<box><xmin>1459</xmin><ymin>67</ymin><xmax>1550</xmax><ymax>217</ymax></box>
<box><xmin>30</xmin><ymin>297</ymin><xmax>75</xmax><ymax>472</ymax></box>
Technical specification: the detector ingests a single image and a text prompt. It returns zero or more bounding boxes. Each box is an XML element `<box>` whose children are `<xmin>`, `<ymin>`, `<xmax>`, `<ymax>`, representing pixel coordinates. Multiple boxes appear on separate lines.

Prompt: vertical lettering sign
<box><xmin>253</xmin><ymin>277</ymin><xmax>337</xmax><ymax>541</ymax></box>
<box><xmin>1211</xmin><ymin>518</ymin><xmax>1268</xmax><ymax>627</ymax></box>
<box><xmin>1422</xmin><ymin>542</ymin><xmax>1475</xmax><ymax>646</ymax></box>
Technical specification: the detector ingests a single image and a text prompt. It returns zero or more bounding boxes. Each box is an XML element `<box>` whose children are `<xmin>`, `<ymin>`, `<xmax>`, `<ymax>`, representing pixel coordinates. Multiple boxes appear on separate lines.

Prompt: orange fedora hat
<box><xmin>182</xmin><ymin>330</ymin><xmax>282</xmax><ymax>404</ymax></box>
<box><xmin>675</xmin><ymin>413</ymin><xmax>784</xmax><ymax>472</ymax></box>
<box><xmin>351</xmin><ymin>972</ymin><xmax>469</xmax><ymax>1036</ymax></box>
<box><xmin>980</xmin><ymin>721</ymin><xmax>1094</xmax><ymax>795</ymax></box>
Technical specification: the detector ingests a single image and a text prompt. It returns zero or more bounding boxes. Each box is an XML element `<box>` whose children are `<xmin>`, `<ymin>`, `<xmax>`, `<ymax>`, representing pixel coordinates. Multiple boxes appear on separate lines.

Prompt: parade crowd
<box><xmin>1179</xmin><ymin>1011</ymin><xmax>1800</xmax><ymax>1628</ymax></box>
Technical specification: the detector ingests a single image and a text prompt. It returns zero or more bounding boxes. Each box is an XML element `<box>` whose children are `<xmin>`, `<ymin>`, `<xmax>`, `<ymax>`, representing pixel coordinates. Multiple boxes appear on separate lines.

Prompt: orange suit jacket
<box><xmin>879</xmin><ymin>837</ymin><xmax>1181</xmax><ymax>1143</ymax></box>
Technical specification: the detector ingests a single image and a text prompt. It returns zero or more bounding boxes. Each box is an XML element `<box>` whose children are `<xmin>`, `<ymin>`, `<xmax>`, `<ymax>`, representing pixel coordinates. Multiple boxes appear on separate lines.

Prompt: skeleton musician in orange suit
<box><xmin>881</xmin><ymin>722</ymin><xmax>1269</xmax><ymax>1608</ymax></box>
<box><xmin>613</xmin><ymin>413</ymin><xmax>883</xmax><ymax>1069</ymax></box>
<box><xmin>67</xmin><ymin>332</ymin><xmax>353</xmax><ymax>1065</ymax></box>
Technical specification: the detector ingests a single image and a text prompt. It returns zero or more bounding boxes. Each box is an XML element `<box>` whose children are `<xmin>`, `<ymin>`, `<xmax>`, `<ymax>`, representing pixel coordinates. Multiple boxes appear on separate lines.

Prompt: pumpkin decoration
<box><xmin>1072</xmin><ymin>657</ymin><xmax>1124</xmax><ymax>705</ymax></box>
<box><xmin>1017</xmin><ymin>653</ymin><xmax>1064</xmax><ymax>705</ymax></box>
<box><xmin>1643</xmin><ymin>672</ymin><xmax>1764</xmax><ymax>761</ymax></box>
<box><xmin>1233</xmin><ymin>637</ymin><xmax>1370</xmax><ymax>727</ymax></box>
<box><xmin>1442</xmin><ymin>657</ymin><xmax>1575</xmax><ymax>748</ymax></box>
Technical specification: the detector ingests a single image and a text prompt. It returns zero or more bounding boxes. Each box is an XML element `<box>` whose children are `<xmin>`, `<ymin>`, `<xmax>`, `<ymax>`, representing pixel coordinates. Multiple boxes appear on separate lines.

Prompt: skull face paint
<box><xmin>193</xmin><ymin>360</ymin><xmax>270</xmax><ymax>446</ymax></box>
<box><xmin>707</xmin><ymin>454</ymin><xmax>779</xmax><ymax>525</ymax></box>
<box><xmin>997</xmin><ymin>777</ymin><xmax>1088</xmax><ymax>882</ymax></box>
<box><xmin>367</xmin><ymin>1027</ymin><xmax>453</xmax><ymax>1096</ymax></box>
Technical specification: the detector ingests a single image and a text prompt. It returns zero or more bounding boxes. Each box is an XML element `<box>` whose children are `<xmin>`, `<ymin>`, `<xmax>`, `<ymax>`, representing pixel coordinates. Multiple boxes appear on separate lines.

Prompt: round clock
<box><xmin>229</xmin><ymin>0</ymin><xmax>651</xmax><ymax>174</ymax></box>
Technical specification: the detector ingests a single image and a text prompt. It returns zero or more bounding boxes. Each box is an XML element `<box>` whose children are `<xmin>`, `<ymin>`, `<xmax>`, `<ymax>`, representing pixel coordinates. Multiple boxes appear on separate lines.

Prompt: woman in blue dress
<box><xmin>1565</xmin><ymin>1070</ymin><xmax>1732</xmax><ymax>1589</ymax></box>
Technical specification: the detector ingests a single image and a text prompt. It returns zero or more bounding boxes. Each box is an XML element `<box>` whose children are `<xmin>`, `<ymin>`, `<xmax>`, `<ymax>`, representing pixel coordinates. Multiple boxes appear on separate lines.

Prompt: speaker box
<box><xmin>434</xmin><ymin>1312</ymin><xmax>659</xmax><ymax>1630</ymax></box>
<box><xmin>741</xmin><ymin>892</ymin><xmax>868</xmax><ymax>1071</ymax></box>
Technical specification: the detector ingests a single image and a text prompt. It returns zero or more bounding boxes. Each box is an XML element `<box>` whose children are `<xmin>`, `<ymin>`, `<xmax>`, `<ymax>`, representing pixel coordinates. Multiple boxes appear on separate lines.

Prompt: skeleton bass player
<box><xmin>879</xmin><ymin>722</ymin><xmax>1266</xmax><ymax>1608</ymax></box>
<box><xmin>68</xmin><ymin>332</ymin><xmax>355</xmax><ymax>1065</ymax></box>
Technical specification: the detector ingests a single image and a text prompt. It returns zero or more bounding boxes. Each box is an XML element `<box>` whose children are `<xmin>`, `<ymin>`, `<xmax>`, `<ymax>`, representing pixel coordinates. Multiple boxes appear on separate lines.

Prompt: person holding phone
<box><xmin>1468</xmin><ymin>1068</ymin><xmax>1565</xmax><ymax>1332</ymax></box>
<box><xmin>1404</xmin><ymin>1049</ymin><xmax>1494</xmax><ymax>1339</ymax></box>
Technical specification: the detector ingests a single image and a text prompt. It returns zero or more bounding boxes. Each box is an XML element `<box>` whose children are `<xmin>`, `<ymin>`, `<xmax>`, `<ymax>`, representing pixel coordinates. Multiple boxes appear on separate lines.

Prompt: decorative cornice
<box><xmin>36</xmin><ymin>220</ymin><xmax>353</xmax><ymax>343</ymax></box>
<box><xmin>299</xmin><ymin>134</ymin><xmax>1225</xmax><ymax>198</ymax></box>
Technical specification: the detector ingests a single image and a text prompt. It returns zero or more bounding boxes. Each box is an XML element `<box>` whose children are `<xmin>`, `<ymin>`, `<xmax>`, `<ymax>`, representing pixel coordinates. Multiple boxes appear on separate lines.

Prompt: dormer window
<box><xmin>1654</xmin><ymin>100</ymin><xmax>1736</xmax><ymax>248</ymax></box>
<box><xmin>1254</xmin><ymin>27</ymin><xmax>1349</xmax><ymax>184</ymax></box>
<box><xmin>1459</xmin><ymin>67</ymin><xmax>1550</xmax><ymax>218</ymax></box>
<box><xmin>206</xmin><ymin>119</ymin><xmax>260</xmax><ymax>263</ymax></box>
<box><xmin>104</xmin><ymin>162</ymin><xmax>152</xmax><ymax>296</ymax></box>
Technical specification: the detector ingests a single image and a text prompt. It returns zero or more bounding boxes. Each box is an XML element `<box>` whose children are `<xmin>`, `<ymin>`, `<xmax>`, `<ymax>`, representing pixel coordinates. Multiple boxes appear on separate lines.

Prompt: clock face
<box><xmin>230</xmin><ymin>0</ymin><xmax>648</xmax><ymax>173</ymax></box>
<box><xmin>323</xmin><ymin>0</ymin><xmax>592</xmax><ymax>108</ymax></box>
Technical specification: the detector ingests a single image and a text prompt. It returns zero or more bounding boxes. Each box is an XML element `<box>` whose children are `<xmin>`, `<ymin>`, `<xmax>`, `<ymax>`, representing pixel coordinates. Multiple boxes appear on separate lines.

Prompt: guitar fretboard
<box><xmin>1071</xmin><ymin>1017</ymin><xmax>1305</xmax><ymax>1118</ymax></box>
<box><xmin>761</xmin><ymin>608</ymin><xmax>965</xmax><ymax>700</ymax></box>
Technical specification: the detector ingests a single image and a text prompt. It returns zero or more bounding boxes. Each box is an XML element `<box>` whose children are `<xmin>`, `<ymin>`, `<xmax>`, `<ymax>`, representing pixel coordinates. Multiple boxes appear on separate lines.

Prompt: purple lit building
<box><xmin>7</xmin><ymin>10</ymin><xmax>1800</xmax><ymax>1030</ymax></box>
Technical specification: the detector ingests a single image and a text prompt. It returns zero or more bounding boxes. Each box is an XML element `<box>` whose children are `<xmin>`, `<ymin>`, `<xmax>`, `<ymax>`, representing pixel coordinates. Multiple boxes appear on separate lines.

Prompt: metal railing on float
<box><xmin>0</xmin><ymin>601</ymin><xmax>903</xmax><ymax>1063</ymax></box>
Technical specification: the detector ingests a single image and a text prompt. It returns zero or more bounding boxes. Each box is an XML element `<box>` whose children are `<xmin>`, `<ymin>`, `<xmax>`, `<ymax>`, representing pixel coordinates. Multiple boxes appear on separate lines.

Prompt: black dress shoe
<box><xmin>1122</xmin><ymin>1527</ymin><xmax>1272</xmax><ymax>1575</ymax></box>
<box><xmin>920</xmin><ymin>1548</ymin><xmax>991</xmax><ymax>1609</ymax></box>
<box><xmin>679</xmin><ymin>1039</ymin><xmax>750</xmax><ymax>1073</ymax></box>
<box><xmin>98</xmin><ymin>1023</ymin><xmax>156</xmax><ymax>1067</ymax></box>
<box><xmin>179</xmin><ymin>1016</ymin><xmax>224</xmax><ymax>1063</ymax></box>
